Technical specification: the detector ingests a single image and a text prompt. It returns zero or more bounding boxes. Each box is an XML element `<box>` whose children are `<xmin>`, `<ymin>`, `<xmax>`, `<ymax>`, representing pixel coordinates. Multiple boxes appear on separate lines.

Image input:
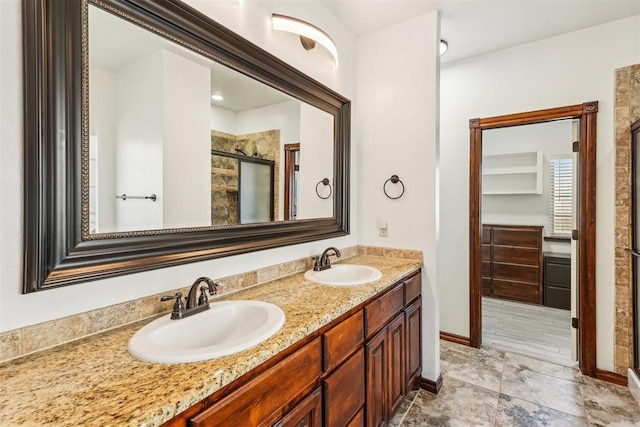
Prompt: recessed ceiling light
<box><xmin>211</xmin><ymin>94</ymin><xmax>224</xmax><ymax>101</ymax></box>
<box><xmin>440</xmin><ymin>39</ymin><xmax>449</xmax><ymax>56</ymax></box>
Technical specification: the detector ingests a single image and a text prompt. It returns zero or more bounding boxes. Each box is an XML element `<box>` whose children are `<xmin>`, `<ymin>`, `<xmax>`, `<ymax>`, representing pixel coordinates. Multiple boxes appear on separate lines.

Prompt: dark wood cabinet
<box><xmin>188</xmin><ymin>338</ymin><xmax>323</xmax><ymax>427</ymax></box>
<box><xmin>387</xmin><ymin>314</ymin><xmax>405</xmax><ymax>418</ymax></box>
<box><xmin>482</xmin><ymin>224</ymin><xmax>543</xmax><ymax>305</ymax></box>
<box><xmin>543</xmin><ymin>252</ymin><xmax>571</xmax><ymax>310</ymax></box>
<box><xmin>324</xmin><ymin>348</ymin><xmax>365</xmax><ymax>427</ymax></box>
<box><xmin>277</xmin><ymin>388</ymin><xmax>323</xmax><ymax>427</ymax></box>
<box><xmin>165</xmin><ymin>270</ymin><xmax>422</xmax><ymax>427</ymax></box>
<box><xmin>404</xmin><ymin>297</ymin><xmax>422</xmax><ymax>391</ymax></box>
<box><xmin>365</xmin><ymin>328</ymin><xmax>387</xmax><ymax>427</ymax></box>
<box><xmin>364</xmin><ymin>272</ymin><xmax>422</xmax><ymax>427</ymax></box>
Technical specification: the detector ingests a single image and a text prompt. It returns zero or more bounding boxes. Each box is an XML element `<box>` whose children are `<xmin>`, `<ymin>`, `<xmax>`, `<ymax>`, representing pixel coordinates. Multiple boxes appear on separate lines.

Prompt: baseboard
<box><xmin>420</xmin><ymin>375</ymin><xmax>443</xmax><ymax>395</ymax></box>
<box><xmin>439</xmin><ymin>331</ymin><xmax>471</xmax><ymax>346</ymax></box>
<box><xmin>595</xmin><ymin>369</ymin><xmax>628</xmax><ymax>386</ymax></box>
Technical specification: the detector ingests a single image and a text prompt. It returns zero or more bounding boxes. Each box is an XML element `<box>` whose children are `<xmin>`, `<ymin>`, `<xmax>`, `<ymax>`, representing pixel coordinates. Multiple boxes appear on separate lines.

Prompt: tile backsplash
<box><xmin>0</xmin><ymin>245</ymin><xmax>422</xmax><ymax>364</ymax></box>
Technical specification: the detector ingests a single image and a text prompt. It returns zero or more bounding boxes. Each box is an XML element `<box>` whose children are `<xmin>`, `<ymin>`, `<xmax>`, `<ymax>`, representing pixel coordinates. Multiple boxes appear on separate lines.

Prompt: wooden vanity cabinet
<box><xmin>364</xmin><ymin>272</ymin><xmax>422</xmax><ymax>427</ymax></box>
<box><xmin>165</xmin><ymin>270</ymin><xmax>422</xmax><ymax>427</ymax></box>
<box><xmin>187</xmin><ymin>338</ymin><xmax>323</xmax><ymax>427</ymax></box>
<box><xmin>276</xmin><ymin>388</ymin><xmax>322</xmax><ymax>427</ymax></box>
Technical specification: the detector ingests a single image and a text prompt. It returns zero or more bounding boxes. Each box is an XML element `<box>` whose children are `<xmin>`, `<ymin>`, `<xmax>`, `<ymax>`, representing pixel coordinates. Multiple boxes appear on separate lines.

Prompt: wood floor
<box><xmin>482</xmin><ymin>297</ymin><xmax>574</xmax><ymax>366</ymax></box>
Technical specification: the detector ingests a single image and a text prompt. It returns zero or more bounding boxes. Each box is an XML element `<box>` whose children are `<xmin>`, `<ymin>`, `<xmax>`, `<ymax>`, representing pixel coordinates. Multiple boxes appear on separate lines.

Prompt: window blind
<box><xmin>550</xmin><ymin>157</ymin><xmax>573</xmax><ymax>235</ymax></box>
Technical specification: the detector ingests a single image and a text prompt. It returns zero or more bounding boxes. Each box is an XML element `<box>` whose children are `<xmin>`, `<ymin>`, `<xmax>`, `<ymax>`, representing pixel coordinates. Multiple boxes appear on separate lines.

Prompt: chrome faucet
<box><xmin>160</xmin><ymin>277</ymin><xmax>218</xmax><ymax>320</ymax></box>
<box><xmin>313</xmin><ymin>247</ymin><xmax>342</xmax><ymax>271</ymax></box>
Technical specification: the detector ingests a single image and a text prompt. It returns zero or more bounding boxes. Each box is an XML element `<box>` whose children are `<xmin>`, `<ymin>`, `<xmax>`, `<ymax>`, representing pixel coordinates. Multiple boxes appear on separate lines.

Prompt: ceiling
<box><xmin>321</xmin><ymin>0</ymin><xmax>640</xmax><ymax>63</ymax></box>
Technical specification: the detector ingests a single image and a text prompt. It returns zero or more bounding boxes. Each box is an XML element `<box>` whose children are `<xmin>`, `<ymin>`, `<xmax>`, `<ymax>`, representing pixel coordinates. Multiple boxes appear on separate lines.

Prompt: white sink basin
<box><xmin>128</xmin><ymin>300</ymin><xmax>285</xmax><ymax>363</ymax></box>
<box><xmin>304</xmin><ymin>264</ymin><xmax>382</xmax><ymax>286</ymax></box>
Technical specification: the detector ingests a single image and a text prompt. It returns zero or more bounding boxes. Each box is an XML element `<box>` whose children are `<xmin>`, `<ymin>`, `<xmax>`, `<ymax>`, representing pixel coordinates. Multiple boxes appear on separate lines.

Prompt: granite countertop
<box><xmin>0</xmin><ymin>256</ymin><xmax>421</xmax><ymax>426</ymax></box>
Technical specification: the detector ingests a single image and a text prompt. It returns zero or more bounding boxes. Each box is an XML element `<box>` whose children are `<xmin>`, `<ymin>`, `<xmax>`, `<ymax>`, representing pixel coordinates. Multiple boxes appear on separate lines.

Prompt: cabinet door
<box><xmin>387</xmin><ymin>314</ymin><xmax>405</xmax><ymax>419</ymax></box>
<box><xmin>366</xmin><ymin>327</ymin><xmax>387</xmax><ymax>427</ymax></box>
<box><xmin>189</xmin><ymin>339</ymin><xmax>322</xmax><ymax>427</ymax></box>
<box><xmin>324</xmin><ymin>348</ymin><xmax>365</xmax><ymax>427</ymax></box>
<box><xmin>405</xmin><ymin>298</ymin><xmax>422</xmax><ymax>391</ymax></box>
<box><xmin>277</xmin><ymin>388</ymin><xmax>322</xmax><ymax>427</ymax></box>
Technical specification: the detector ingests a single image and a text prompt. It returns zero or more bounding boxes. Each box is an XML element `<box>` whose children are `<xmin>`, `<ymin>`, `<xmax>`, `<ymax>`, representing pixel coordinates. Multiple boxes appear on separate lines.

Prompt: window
<box><xmin>549</xmin><ymin>156</ymin><xmax>573</xmax><ymax>235</ymax></box>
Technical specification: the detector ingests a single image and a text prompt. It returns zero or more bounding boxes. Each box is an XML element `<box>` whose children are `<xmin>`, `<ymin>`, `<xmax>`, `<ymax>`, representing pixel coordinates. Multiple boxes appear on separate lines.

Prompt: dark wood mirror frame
<box><xmin>22</xmin><ymin>0</ymin><xmax>350</xmax><ymax>292</ymax></box>
<box><xmin>469</xmin><ymin>102</ymin><xmax>598</xmax><ymax>377</ymax></box>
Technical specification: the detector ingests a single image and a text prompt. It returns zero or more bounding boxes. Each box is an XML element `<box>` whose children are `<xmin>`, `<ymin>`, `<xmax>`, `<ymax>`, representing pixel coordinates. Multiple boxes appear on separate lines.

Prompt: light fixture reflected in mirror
<box><xmin>272</xmin><ymin>13</ymin><xmax>339</xmax><ymax>68</ymax></box>
<box><xmin>211</xmin><ymin>94</ymin><xmax>224</xmax><ymax>101</ymax></box>
<box><xmin>440</xmin><ymin>39</ymin><xmax>449</xmax><ymax>56</ymax></box>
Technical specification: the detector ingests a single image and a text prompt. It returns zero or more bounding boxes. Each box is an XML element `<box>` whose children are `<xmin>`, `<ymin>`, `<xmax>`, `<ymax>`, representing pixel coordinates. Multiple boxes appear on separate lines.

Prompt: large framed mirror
<box><xmin>22</xmin><ymin>0</ymin><xmax>351</xmax><ymax>292</ymax></box>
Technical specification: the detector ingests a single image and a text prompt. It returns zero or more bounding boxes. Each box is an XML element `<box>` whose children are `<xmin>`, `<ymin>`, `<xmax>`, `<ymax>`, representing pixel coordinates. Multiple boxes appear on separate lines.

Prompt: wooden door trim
<box><xmin>284</xmin><ymin>143</ymin><xmax>300</xmax><ymax>221</ymax></box>
<box><xmin>468</xmin><ymin>101</ymin><xmax>598</xmax><ymax>377</ymax></box>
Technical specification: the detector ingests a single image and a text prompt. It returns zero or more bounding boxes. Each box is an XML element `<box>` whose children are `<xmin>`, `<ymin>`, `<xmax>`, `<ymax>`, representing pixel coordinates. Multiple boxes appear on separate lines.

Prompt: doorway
<box><xmin>284</xmin><ymin>143</ymin><xmax>300</xmax><ymax>220</ymax></box>
<box><xmin>469</xmin><ymin>102</ymin><xmax>598</xmax><ymax>377</ymax></box>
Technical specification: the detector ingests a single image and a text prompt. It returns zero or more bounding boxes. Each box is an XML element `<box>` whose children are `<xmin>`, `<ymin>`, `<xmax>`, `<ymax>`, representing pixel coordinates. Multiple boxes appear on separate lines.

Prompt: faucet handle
<box><xmin>198</xmin><ymin>286</ymin><xmax>209</xmax><ymax>305</ymax></box>
<box><xmin>312</xmin><ymin>255</ymin><xmax>321</xmax><ymax>271</ymax></box>
<box><xmin>160</xmin><ymin>292</ymin><xmax>185</xmax><ymax>317</ymax></box>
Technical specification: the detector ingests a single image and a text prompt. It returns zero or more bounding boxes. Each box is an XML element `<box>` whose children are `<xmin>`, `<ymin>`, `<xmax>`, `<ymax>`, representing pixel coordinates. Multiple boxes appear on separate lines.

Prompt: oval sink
<box><xmin>304</xmin><ymin>264</ymin><xmax>382</xmax><ymax>286</ymax></box>
<box><xmin>128</xmin><ymin>300</ymin><xmax>285</xmax><ymax>363</ymax></box>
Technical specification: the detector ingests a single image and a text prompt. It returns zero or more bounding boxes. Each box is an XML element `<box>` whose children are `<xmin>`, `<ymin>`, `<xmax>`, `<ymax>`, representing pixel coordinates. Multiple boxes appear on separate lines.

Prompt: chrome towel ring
<box><xmin>315</xmin><ymin>178</ymin><xmax>333</xmax><ymax>199</ymax></box>
<box><xmin>383</xmin><ymin>175</ymin><xmax>405</xmax><ymax>200</ymax></box>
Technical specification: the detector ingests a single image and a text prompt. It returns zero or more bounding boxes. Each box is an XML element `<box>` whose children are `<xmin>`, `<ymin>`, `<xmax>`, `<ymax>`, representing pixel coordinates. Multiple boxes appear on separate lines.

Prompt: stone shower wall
<box><xmin>211</xmin><ymin>129</ymin><xmax>280</xmax><ymax>225</ymax></box>
<box><xmin>614</xmin><ymin>64</ymin><xmax>640</xmax><ymax>375</ymax></box>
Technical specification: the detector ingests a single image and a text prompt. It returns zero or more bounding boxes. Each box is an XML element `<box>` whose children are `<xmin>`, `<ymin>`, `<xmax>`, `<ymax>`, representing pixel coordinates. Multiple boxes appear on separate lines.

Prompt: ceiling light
<box><xmin>211</xmin><ymin>94</ymin><xmax>224</xmax><ymax>101</ymax></box>
<box><xmin>440</xmin><ymin>39</ymin><xmax>449</xmax><ymax>56</ymax></box>
<box><xmin>272</xmin><ymin>13</ymin><xmax>339</xmax><ymax>69</ymax></box>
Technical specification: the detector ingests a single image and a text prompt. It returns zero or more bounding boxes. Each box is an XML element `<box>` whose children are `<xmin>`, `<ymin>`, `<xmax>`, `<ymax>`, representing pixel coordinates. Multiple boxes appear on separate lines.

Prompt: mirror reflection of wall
<box><xmin>482</xmin><ymin>119</ymin><xmax>575</xmax><ymax>254</ymax></box>
<box><xmin>87</xmin><ymin>4</ymin><xmax>335</xmax><ymax>235</ymax></box>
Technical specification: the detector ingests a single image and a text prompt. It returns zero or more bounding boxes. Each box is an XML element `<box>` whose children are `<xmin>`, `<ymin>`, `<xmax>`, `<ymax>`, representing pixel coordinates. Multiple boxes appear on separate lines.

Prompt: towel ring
<box><xmin>315</xmin><ymin>178</ymin><xmax>333</xmax><ymax>199</ymax></box>
<box><xmin>383</xmin><ymin>175</ymin><xmax>405</xmax><ymax>200</ymax></box>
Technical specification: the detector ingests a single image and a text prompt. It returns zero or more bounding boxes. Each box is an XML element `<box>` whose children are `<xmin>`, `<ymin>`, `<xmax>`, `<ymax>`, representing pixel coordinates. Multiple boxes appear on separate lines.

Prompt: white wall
<box><xmin>0</xmin><ymin>0</ymin><xmax>358</xmax><ymax>334</ymax></box>
<box><xmin>358</xmin><ymin>13</ymin><xmax>440</xmax><ymax>381</ymax></box>
<box><xmin>162</xmin><ymin>50</ymin><xmax>211</xmax><ymax>229</ymax></box>
<box><xmin>297</xmin><ymin>103</ymin><xmax>334</xmax><ymax>219</ymax></box>
<box><xmin>439</xmin><ymin>15</ymin><xmax>640</xmax><ymax>371</ymax></box>
<box><xmin>482</xmin><ymin>120</ymin><xmax>573</xmax><ymax>254</ymax></box>
<box><xmin>88</xmin><ymin>67</ymin><xmax>117</xmax><ymax>232</ymax></box>
<box><xmin>115</xmin><ymin>51</ymin><xmax>164</xmax><ymax>232</ymax></box>
<box><xmin>210</xmin><ymin>104</ymin><xmax>238</xmax><ymax>134</ymax></box>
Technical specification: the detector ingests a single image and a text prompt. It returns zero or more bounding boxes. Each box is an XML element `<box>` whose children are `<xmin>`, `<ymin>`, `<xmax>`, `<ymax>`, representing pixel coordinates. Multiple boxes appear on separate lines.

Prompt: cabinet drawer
<box><xmin>482</xmin><ymin>261</ymin><xmax>491</xmax><ymax>278</ymax></box>
<box><xmin>493</xmin><ymin>228</ymin><xmax>540</xmax><ymax>247</ymax></box>
<box><xmin>324</xmin><ymin>310</ymin><xmax>363</xmax><ymax>372</ymax></box>
<box><xmin>404</xmin><ymin>272</ymin><xmax>421</xmax><ymax>304</ymax></box>
<box><xmin>482</xmin><ymin>226</ymin><xmax>491</xmax><ymax>244</ymax></box>
<box><xmin>493</xmin><ymin>263</ymin><xmax>538</xmax><ymax>283</ymax></box>
<box><xmin>365</xmin><ymin>284</ymin><xmax>404</xmax><ymax>338</ymax></box>
<box><xmin>323</xmin><ymin>348</ymin><xmax>365</xmax><ymax>427</ymax></box>
<box><xmin>493</xmin><ymin>279</ymin><xmax>540</xmax><ymax>304</ymax></box>
<box><xmin>481</xmin><ymin>245</ymin><xmax>491</xmax><ymax>261</ymax></box>
<box><xmin>544</xmin><ymin>285</ymin><xmax>571</xmax><ymax>310</ymax></box>
<box><xmin>482</xmin><ymin>278</ymin><xmax>492</xmax><ymax>296</ymax></box>
<box><xmin>346</xmin><ymin>407</ymin><xmax>364</xmax><ymax>427</ymax></box>
<box><xmin>277</xmin><ymin>387</ymin><xmax>322</xmax><ymax>427</ymax></box>
<box><xmin>190</xmin><ymin>338</ymin><xmax>322</xmax><ymax>427</ymax></box>
<box><xmin>493</xmin><ymin>246</ymin><xmax>539</xmax><ymax>265</ymax></box>
<box><xmin>545</xmin><ymin>260</ymin><xmax>571</xmax><ymax>287</ymax></box>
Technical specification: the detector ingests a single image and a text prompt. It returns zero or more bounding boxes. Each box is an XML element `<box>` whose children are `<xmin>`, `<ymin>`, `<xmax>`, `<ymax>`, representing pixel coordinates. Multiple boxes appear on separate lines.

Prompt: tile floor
<box><xmin>390</xmin><ymin>340</ymin><xmax>640</xmax><ymax>426</ymax></box>
<box><xmin>482</xmin><ymin>297</ymin><xmax>573</xmax><ymax>366</ymax></box>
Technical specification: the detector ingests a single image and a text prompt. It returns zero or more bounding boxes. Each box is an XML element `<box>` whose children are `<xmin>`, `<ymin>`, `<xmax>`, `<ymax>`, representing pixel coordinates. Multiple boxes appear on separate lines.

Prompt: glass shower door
<box><xmin>239</xmin><ymin>161</ymin><xmax>274</xmax><ymax>224</ymax></box>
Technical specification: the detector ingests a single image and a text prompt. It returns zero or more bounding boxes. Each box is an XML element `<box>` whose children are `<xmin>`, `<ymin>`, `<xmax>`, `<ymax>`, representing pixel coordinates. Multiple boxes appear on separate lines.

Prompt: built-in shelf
<box><xmin>482</xmin><ymin>151</ymin><xmax>542</xmax><ymax>195</ymax></box>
